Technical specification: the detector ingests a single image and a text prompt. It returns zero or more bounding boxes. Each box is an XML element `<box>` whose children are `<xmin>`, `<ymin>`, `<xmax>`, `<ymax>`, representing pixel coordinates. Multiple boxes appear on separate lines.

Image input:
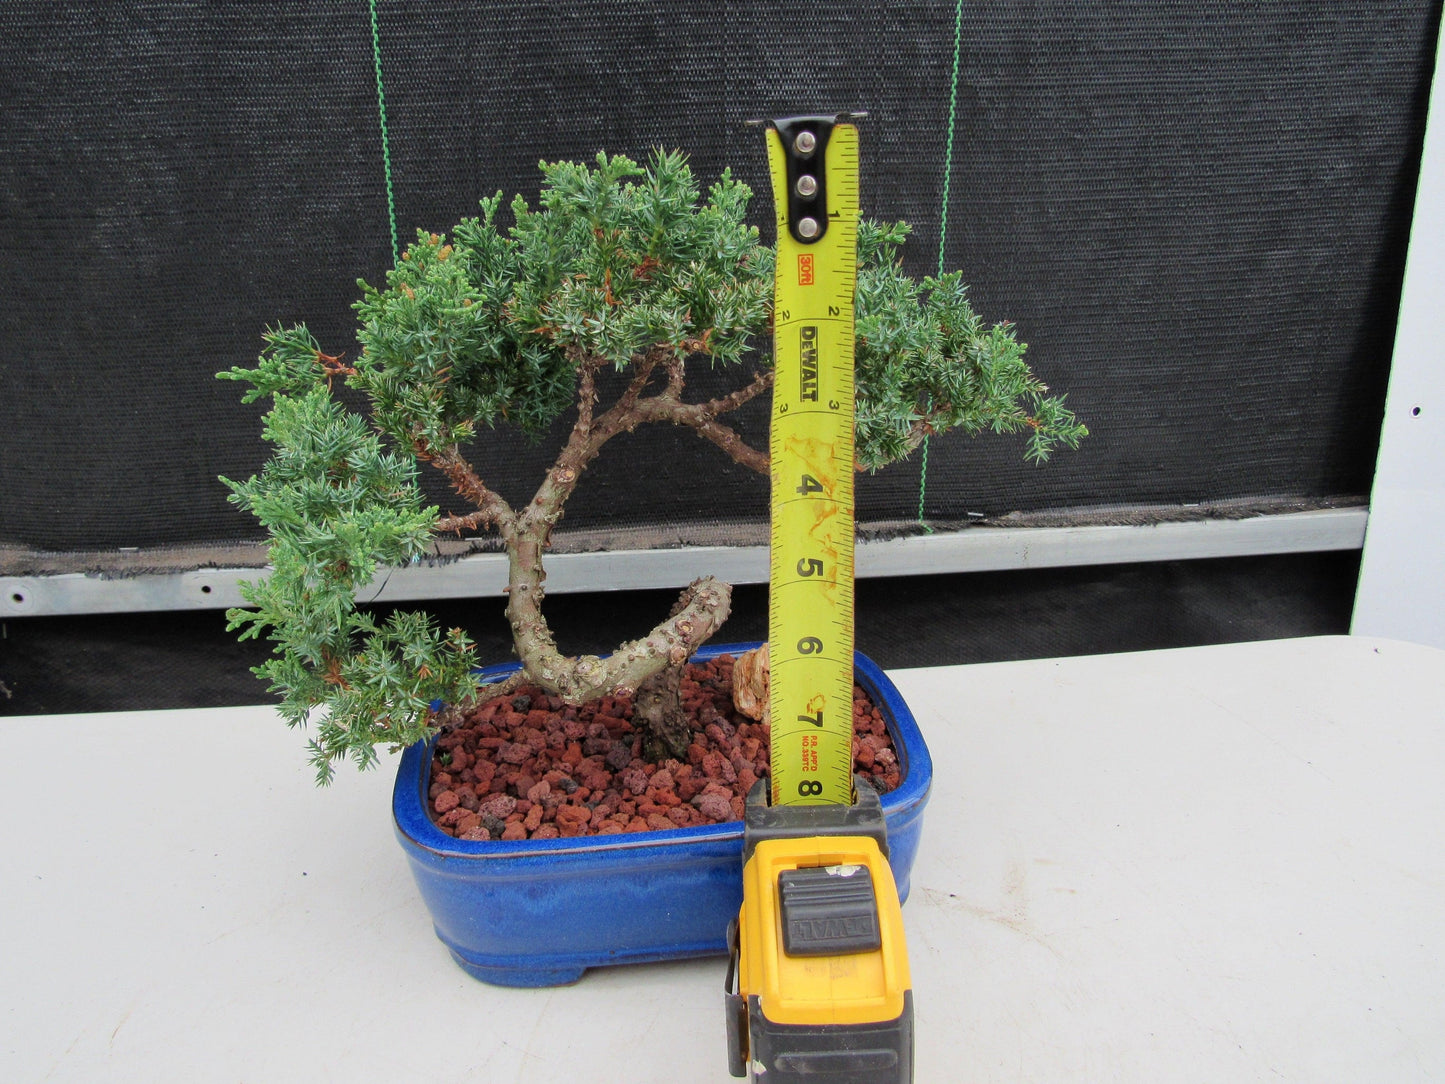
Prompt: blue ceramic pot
<box><xmin>392</xmin><ymin>642</ymin><xmax>932</xmax><ymax>987</ymax></box>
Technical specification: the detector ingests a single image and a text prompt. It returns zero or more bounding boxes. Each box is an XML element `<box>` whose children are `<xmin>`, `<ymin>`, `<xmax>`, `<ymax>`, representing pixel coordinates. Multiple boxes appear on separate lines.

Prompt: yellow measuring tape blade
<box><xmin>766</xmin><ymin>122</ymin><xmax>860</xmax><ymax>808</ymax></box>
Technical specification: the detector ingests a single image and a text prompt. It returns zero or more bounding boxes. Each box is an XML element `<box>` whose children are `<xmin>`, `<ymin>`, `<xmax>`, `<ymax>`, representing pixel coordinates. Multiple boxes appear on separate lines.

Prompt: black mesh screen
<box><xmin>1</xmin><ymin>1</ymin><xmax>1438</xmax><ymax>558</ymax></box>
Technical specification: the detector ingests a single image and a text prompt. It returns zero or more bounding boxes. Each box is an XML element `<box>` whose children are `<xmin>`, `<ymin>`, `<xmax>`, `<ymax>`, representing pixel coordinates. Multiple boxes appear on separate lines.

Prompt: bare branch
<box><xmin>663</xmin><ymin>355</ymin><xmax>685</xmax><ymax>399</ymax></box>
<box><xmin>629</xmin><ymin>368</ymin><xmax>774</xmax><ymax>475</ymax></box>
<box><xmin>434</xmin><ymin>510</ymin><xmax>492</xmax><ymax>535</ymax></box>
<box><xmin>677</xmin><ymin>415</ymin><xmax>770</xmax><ymax>474</ymax></box>
<box><xmin>701</xmin><ymin>368</ymin><xmax>774</xmax><ymax>416</ymax></box>
<box><xmin>423</xmin><ymin>442</ymin><xmax>515</xmax><ymax>533</ymax></box>
<box><xmin>574</xmin><ymin>350</ymin><xmax>601</xmax><ymax>435</ymax></box>
<box><xmin>613</xmin><ymin>347</ymin><xmax>667</xmax><ymax>418</ymax></box>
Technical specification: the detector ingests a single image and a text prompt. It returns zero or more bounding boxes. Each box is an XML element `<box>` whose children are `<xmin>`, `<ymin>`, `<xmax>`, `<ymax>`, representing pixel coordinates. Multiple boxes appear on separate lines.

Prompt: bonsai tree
<box><xmin>220</xmin><ymin>149</ymin><xmax>1084</xmax><ymax>781</ymax></box>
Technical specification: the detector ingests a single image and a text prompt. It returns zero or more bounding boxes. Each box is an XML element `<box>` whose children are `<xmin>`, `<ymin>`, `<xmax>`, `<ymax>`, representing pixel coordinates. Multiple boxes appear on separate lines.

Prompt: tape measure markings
<box><xmin>766</xmin><ymin>119</ymin><xmax>861</xmax><ymax>808</ymax></box>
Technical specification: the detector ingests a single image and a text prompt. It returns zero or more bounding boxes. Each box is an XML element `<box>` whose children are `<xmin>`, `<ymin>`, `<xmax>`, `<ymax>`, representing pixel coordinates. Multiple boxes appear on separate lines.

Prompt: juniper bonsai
<box><xmin>220</xmin><ymin>149</ymin><xmax>1084</xmax><ymax>781</ymax></box>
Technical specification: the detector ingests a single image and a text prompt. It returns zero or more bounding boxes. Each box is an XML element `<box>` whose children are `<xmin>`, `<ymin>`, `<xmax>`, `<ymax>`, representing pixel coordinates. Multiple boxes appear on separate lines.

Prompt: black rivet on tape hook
<box><xmin>755</xmin><ymin>112</ymin><xmax>866</xmax><ymax>246</ymax></box>
<box><xmin>773</xmin><ymin>116</ymin><xmax>834</xmax><ymax>245</ymax></box>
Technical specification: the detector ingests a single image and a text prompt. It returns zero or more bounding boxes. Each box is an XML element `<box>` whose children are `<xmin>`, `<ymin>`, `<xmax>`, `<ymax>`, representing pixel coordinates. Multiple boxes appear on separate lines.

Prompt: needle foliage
<box><xmin>221</xmin><ymin>149</ymin><xmax>1085</xmax><ymax>781</ymax></box>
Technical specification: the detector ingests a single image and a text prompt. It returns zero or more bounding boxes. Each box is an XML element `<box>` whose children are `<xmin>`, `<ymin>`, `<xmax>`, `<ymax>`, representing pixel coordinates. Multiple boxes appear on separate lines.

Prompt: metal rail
<box><xmin>1</xmin><ymin>508</ymin><xmax>1367</xmax><ymax>618</ymax></box>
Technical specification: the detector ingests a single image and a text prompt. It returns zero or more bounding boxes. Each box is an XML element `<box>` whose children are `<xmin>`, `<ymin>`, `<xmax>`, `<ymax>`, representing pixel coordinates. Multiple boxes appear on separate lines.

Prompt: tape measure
<box><xmin>725</xmin><ymin>114</ymin><xmax>914</xmax><ymax>1084</ymax></box>
<box><xmin>765</xmin><ymin>116</ymin><xmax>861</xmax><ymax>809</ymax></box>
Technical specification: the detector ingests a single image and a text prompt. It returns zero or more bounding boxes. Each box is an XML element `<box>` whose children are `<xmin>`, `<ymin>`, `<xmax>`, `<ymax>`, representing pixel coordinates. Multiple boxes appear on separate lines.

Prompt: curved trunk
<box><xmin>634</xmin><ymin>663</ymin><xmax>692</xmax><ymax>761</ymax></box>
<box><xmin>505</xmin><ymin>526</ymin><xmax>734</xmax><ymax>722</ymax></box>
<box><xmin>428</xmin><ymin>353</ymin><xmax>759</xmax><ymax>758</ymax></box>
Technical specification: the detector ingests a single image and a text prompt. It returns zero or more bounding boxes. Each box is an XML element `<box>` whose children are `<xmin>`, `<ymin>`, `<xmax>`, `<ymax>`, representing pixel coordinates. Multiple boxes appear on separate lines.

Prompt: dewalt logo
<box><xmin>799</xmin><ymin>326</ymin><xmax>819</xmax><ymax>402</ymax></box>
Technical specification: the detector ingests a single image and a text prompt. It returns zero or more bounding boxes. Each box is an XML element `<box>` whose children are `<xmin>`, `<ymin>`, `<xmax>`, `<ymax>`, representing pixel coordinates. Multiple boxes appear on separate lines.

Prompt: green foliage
<box><xmin>217</xmin><ymin>325</ymin><xmax>333</xmax><ymax>402</ymax></box>
<box><xmin>351</xmin><ymin>150</ymin><xmax>774</xmax><ymax>452</ymax></box>
<box><xmin>218</xmin><ymin>384</ymin><xmax>479</xmax><ymax>782</ymax></box>
<box><xmin>853</xmin><ymin>221</ymin><xmax>1087</xmax><ymax>470</ymax></box>
<box><xmin>219</xmin><ymin>149</ymin><xmax>1085</xmax><ymax>779</ymax></box>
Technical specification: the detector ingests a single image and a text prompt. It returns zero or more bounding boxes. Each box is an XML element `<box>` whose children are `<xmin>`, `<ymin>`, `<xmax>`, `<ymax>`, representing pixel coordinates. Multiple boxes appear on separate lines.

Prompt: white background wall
<box><xmin>1354</xmin><ymin>32</ymin><xmax>1445</xmax><ymax>648</ymax></box>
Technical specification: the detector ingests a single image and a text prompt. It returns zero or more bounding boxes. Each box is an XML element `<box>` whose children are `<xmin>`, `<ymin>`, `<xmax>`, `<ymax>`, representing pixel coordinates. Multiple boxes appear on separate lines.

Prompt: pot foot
<box><xmin>448</xmin><ymin>949</ymin><xmax>586</xmax><ymax>988</ymax></box>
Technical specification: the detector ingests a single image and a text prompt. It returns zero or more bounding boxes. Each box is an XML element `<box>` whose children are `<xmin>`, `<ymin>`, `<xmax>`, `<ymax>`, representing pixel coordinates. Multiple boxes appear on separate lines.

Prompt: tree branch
<box><xmin>434</xmin><ymin>510</ymin><xmax>493</xmax><ymax>535</ymax></box>
<box><xmin>421</xmin><ymin>442</ymin><xmax>515</xmax><ymax>534</ymax></box>
<box><xmin>663</xmin><ymin>355</ymin><xmax>685</xmax><ymax>399</ymax></box>
<box><xmin>574</xmin><ymin>350</ymin><xmax>601</xmax><ymax>435</ymax></box>
<box><xmin>701</xmin><ymin>368</ymin><xmax>775</xmax><ymax>416</ymax></box>
<box><xmin>674</xmin><ymin>414</ymin><xmax>770</xmax><ymax>474</ymax></box>
<box><xmin>630</xmin><ymin>368</ymin><xmax>774</xmax><ymax>475</ymax></box>
<box><xmin>519</xmin><ymin>348</ymin><xmax>670</xmax><ymax>534</ymax></box>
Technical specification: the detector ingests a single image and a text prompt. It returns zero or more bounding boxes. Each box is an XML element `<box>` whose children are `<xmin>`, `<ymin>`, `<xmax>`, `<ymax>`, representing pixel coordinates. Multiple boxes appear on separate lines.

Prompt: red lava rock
<box><xmin>456</xmin><ymin>812</ymin><xmax>481</xmax><ymax>835</ymax></box>
<box><xmin>554</xmin><ymin>805</ymin><xmax>591</xmax><ymax>837</ymax></box>
<box><xmin>595</xmin><ymin>714</ymin><xmax>629</xmax><ymax>735</ymax></box>
<box><xmin>620</xmin><ymin>767</ymin><xmax>649</xmax><ymax>796</ymax></box>
<box><xmin>497</xmin><ymin>741</ymin><xmax>531</xmax><ymax>765</ymax></box>
<box><xmin>478</xmin><ymin>793</ymin><xmax>516</xmax><ymax>820</ymax></box>
<box><xmin>425</xmin><ymin>666</ymin><xmax>900</xmax><ymax>840</ymax></box>
<box><xmin>694</xmin><ymin>793</ymin><xmax>732</xmax><ymax>822</ymax></box>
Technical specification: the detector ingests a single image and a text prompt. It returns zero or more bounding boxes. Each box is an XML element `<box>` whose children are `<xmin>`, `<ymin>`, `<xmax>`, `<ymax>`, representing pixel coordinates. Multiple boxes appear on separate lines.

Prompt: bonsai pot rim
<box><xmin>393</xmin><ymin>640</ymin><xmax>930</xmax><ymax>858</ymax></box>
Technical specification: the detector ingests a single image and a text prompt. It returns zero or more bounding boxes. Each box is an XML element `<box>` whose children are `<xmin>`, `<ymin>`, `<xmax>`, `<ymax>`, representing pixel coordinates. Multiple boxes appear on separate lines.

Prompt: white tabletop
<box><xmin>3</xmin><ymin>635</ymin><xmax>1443</xmax><ymax>1082</ymax></box>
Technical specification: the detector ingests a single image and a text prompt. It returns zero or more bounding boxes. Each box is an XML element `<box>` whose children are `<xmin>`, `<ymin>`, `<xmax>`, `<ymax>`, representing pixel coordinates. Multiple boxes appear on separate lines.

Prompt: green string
<box><xmin>918</xmin><ymin>0</ymin><xmax>967</xmax><ymax>531</ymax></box>
<box><xmin>938</xmin><ymin>0</ymin><xmax>966</xmax><ymax>282</ymax></box>
<box><xmin>369</xmin><ymin>0</ymin><xmax>399</xmax><ymax>266</ymax></box>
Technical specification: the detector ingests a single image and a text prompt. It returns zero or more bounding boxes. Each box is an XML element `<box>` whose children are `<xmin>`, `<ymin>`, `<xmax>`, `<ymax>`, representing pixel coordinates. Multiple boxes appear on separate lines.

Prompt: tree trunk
<box><xmin>634</xmin><ymin>662</ymin><xmax>692</xmax><ymax>762</ymax></box>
